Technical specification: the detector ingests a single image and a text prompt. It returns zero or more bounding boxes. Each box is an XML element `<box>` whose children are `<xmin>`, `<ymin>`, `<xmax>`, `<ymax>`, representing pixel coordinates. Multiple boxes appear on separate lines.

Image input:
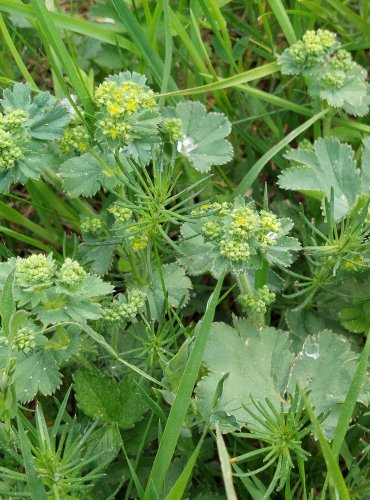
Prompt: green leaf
<box><xmin>361</xmin><ymin>136</ymin><xmax>370</xmax><ymax>194</ymax></box>
<box><xmin>1</xmin><ymin>82</ymin><xmax>31</xmax><ymax>110</ymax></box>
<box><xmin>164</xmin><ymin>431</ymin><xmax>206</xmax><ymax>500</ymax></box>
<box><xmin>0</xmin><ymin>268</ymin><xmax>15</xmax><ymax>337</ymax></box>
<box><xmin>15</xmin><ymin>350</ymin><xmax>62</xmax><ymax>403</ymax></box>
<box><xmin>289</xmin><ymin>330</ymin><xmax>369</xmax><ymax>438</ymax></box>
<box><xmin>73</xmin><ymin>368</ymin><xmax>147</xmax><ymax>429</ymax></box>
<box><xmin>267</xmin><ymin>0</ymin><xmax>297</xmax><ymax>45</ymax></box>
<box><xmin>160</xmin><ymin>62</ymin><xmax>280</xmax><ymax>98</ymax></box>
<box><xmin>177</xmin><ymin>223</ymin><xmax>215</xmax><ymax>276</ymax></box>
<box><xmin>233</xmin><ymin>109</ymin><xmax>328</xmax><ymax>197</ymax></box>
<box><xmin>279</xmin><ymin>137</ymin><xmax>362</xmax><ymax>219</ymax></box>
<box><xmin>318</xmin><ymin>67</ymin><xmax>370</xmax><ymax>117</ymax></box>
<box><xmin>331</xmin><ymin>329</ymin><xmax>370</xmax><ymax>460</ymax></box>
<box><xmin>339</xmin><ymin>301</ymin><xmax>370</xmax><ymax>333</ymax></box>
<box><xmin>60</xmin><ymin>153</ymin><xmax>105</xmax><ymax>197</ymax></box>
<box><xmin>265</xmin><ymin>235</ymin><xmax>301</xmax><ymax>268</ymax></box>
<box><xmin>0</xmin><ymin>169</ymin><xmax>15</xmax><ymax>194</ymax></box>
<box><xmin>55</xmin><ymin>274</ymin><xmax>114</xmax><ymax>299</ymax></box>
<box><xmin>164</xmin><ymin>102</ymin><xmax>233</xmax><ymax>172</ymax></box>
<box><xmin>28</xmin><ymin>92</ymin><xmax>70</xmax><ymax>140</ymax></box>
<box><xmin>1</xmin><ymin>83</ymin><xmax>69</xmax><ymax>140</ymax></box>
<box><xmin>196</xmin><ymin>320</ymin><xmax>293</xmax><ymax>433</ymax></box>
<box><xmin>140</xmin><ymin>263</ymin><xmax>192</xmax><ymax>320</ymax></box>
<box><xmin>78</xmin><ymin>242</ymin><xmax>115</xmax><ymax>275</ymax></box>
<box><xmin>18</xmin><ymin>153</ymin><xmax>50</xmax><ymax>180</ymax></box>
<box><xmin>196</xmin><ymin>320</ymin><xmax>368</xmax><ymax>438</ymax></box>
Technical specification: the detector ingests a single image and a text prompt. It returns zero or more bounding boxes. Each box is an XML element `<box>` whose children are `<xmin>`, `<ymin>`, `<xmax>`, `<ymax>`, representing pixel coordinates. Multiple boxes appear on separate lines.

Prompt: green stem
<box><xmin>238</xmin><ymin>272</ymin><xmax>265</xmax><ymax>326</ymax></box>
<box><xmin>312</xmin><ymin>99</ymin><xmax>322</xmax><ymax>140</ymax></box>
<box><xmin>323</xmin><ymin>104</ymin><xmax>332</xmax><ymax>137</ymax></box>
<box><xmin>254</xmin><ymin>258</ymin><xmax>269</xmax><ymax>289</ymax></box>
<box><xmin>128</xmin><ymin>251</ymin><xmax>144</xmax><ymax>285</ymax></box>
<box><xmin>111</xmin><ymin>329</ymin><xmax>118</xmax><ymax>352</ymax></box>
<box><xmin>238</xmin><ymin>272</ymin><xmax>252</xmax><ymax>295</ymax></box>
<box><xmin>215</xmin><ymin>165</ymin><xmax>234</xmax><ymax>191</ymax></box>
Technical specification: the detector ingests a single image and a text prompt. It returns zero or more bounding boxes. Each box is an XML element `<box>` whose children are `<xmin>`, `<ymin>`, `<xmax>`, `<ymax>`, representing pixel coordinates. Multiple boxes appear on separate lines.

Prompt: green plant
<box><xmin>0</xmin><ymin>1</ymin><xmax>369</xmax><ymax>498</ymax></box>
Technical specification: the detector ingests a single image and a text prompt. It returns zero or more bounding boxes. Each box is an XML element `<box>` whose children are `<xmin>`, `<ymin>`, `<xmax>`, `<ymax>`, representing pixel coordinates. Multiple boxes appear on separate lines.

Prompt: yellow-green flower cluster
<box><xmin>9</xmin><ymin>325</ymin><xmax>38</xmax><ymax>353</ymax></box>
<box><xmin>302</xmin><ymin>29</ymin><xmax>336</xmax><ymax>57</ymax></box>
<box><xmin>341</xmin><ymin>255</ymin><xmax>366</xmax><ymax>272</ymax></box>
<box><xmin>321</xmin><ymin>71</ymin><xmax>345</xmax><ymax>89</ymax></box>
<box><xmin>198</xmin><ymin>201</ymin><xmax>283</xmax><ymax>266</ymax></box>
<box><xmin>59</xmin><ymin>123</ymin><xmax>89</xmax><ymax>154</ymax></box>
<box><xmin>162</xmin><ymin>118</ymin><xmax>183</xmax><ymax>141</ymax></box>
<box><xmin>220</xmin><ymin>239</ymin><xmax>250</xmax><ymax>262</ymax></box>
<box><xmin>95</xmin><ymin>80</ymin><xmax>156</xmax><ymax>118</ymax></box>
<box><xmin>0</xmin><ymin>128</ymin><xmax>24</xmax><ymax>169</ymax></box>
<box><xmin>259</xmin><ymin>211</ymin><xmax>281</xmax><ymax>233</ymax></box>
<box><xmin>279</xmin><ymin>29</ymin><xmax>338</xmax><ymax>74</ymax></box>
<box><xmin>229</xmin><ymin>207</ymin><xmax>259</xmax><ymax>238</ymax></box>
<box><xmin>319</xmin><ymin>50</ymin><xmax>355</xmax><ymax>90</ymax></box>
<box><xmin>128</xmin><ymin>223</ymin><xmax>149</xmax><ymax>252</ymax></box>
<box><xmin>330</xmin><ymin>50</ymin><xmax>354</xmax><ymax>72</ymax></box>
<box><xmin>238</xmin><ymin>285</ymin><xmax>276</xmax><ymax>314</ymax></box>
<box><xmin>129</xmin><ymin>289</ymin><xmax>146</xmax><ymax>308</ymax></box>
<box><xmin>80</xmin><ymin>217</ymin><xmax>102</xmax><ymax>234</ymax></box>
<box><xmin>202</xmin><ymin>220</ymin><xmax>222</xmax><ymax>240</ymax></box>
<box><xmin>0</xmin><ymin>108</ymin><xmax>28</xmax><ymax>130</ymax></box>
<box><xmin>103</xmin><ymin>289</ymin><xmax>146</xmax><ymax>322</ymax></box>
<box><xmin>191</xmin><ymin>201</ymin><xmax>229</xmax><ymax>217</ymax></box>
<box><xmin>98</xmin><ymin>119</ymin><xmax>132</xmax><ymax>141</ymax></box>
<box><xmin>95</xmin><ymin>77</ymin><xmax>158</xmax><ymax>143</ymax></box>
<box><xmin>57</xmin><ymin>258</ymin><xmax>87</xmax><ymax>287</ymax></box>
<box><xmin>16</xmin><ymin>254</ymin><xmax>56</xmax><ymax>288</ymax></box>
<box><xmin>108</xmin><ymin>203</ymin><xmax>133</xmax><ymax>223</ymax></box>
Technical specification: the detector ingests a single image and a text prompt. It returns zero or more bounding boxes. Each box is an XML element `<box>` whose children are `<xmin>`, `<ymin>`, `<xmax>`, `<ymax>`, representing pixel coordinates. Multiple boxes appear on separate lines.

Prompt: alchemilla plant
<box><xmin>0</xmin><ymin>3</ymin><xmax>369</xmax><ymax>499</ymax></box>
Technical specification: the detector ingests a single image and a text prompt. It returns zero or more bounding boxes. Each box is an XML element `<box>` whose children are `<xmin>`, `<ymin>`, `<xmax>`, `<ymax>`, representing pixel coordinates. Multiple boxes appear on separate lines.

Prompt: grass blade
<box><xmin>0</xmin><ymin>14</ymin><xmax>37</xmax><ymax>89</ymax></box>
<box><xmin>0</xmin><ymin>226</ymin><xmax>55</xmax><ymax>253</ymax></box>
<box><xmin>300</xmin><ymin>390</ymin><xmax>350</xmax><ymax>500</ymax></box>
<box><xmin>111</xmin><ymin>0</ymin><xmax>177</xmax><ymax>92</ymax></box>
<box><xmin>267</xmin><ymin>0</ymin><xmax>297</xmax><ymax>45</ymax></box>
<box><xmin>0</xmin><ymin>201</ymin><xmax>58</xmax><ymax>243</ymax></box>
<box><xmin>324</xmin><ymin>0</ymin><xmax>370</xmax><ymax>35</ymax></box>
<box><xmin>216</xmin><ymin>424</ymin><xmax>238</xmax><ymax>500</ymax></box>
<box><xmin>159</xmin><ymin>62</ymin><xmax>280</xmax><ymax>97</ymax></box>
<box><xmin>16</xmin><ymin>414</ymin><xmax>48</xmax><ymax>500</ymax></box>
<box><xmin>331</xmin><ymin>329</ymin><xmax>370</xmax><ymax>457</ymax></box>
<box><xmin>143</xmin><ymin>273</ymin><xmax>225</xmax><ymax>498</ymax></box>
<box><xmin>29</xmin><ymin>0</ymin><xmax>93</xmax><ymax>113</ymax></box>
<box><xmin>0</xmin><ymin>0</ymin><xmax>138</xmax><ymax>54</ymax></box>
<box><xmin>165</xmin><ymin>430</ymin><xmax>207</xmax><ymax>500</ymax></box>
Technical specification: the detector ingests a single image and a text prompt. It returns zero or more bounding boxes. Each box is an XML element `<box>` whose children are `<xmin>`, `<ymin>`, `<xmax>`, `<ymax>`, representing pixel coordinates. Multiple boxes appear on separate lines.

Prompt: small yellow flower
<box><xmin>107</xmin><ymin>103</ymin><xmax>122</xmax><ymax>117</ymax></box>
